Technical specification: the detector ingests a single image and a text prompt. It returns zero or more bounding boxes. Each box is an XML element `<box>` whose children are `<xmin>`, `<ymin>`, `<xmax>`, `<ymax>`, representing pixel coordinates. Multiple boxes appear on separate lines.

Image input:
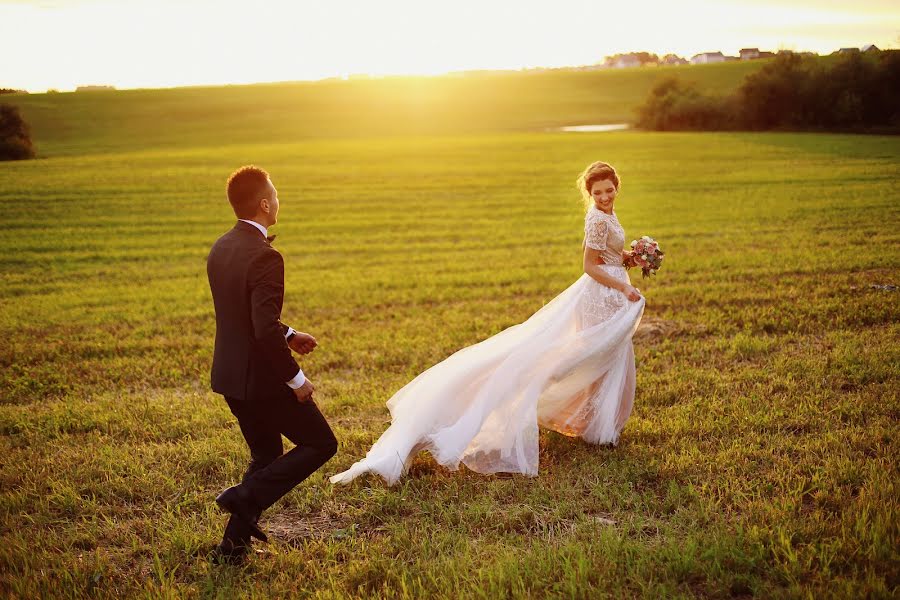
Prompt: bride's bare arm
<box><xmin>583</xmin><ymin>245</ymin><xmax>642</xmax><ymax>302</ymax></box>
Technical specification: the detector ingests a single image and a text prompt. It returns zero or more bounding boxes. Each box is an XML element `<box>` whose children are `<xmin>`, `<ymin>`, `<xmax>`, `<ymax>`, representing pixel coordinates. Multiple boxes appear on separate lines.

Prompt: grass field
<box><xmin>1</xmin><ymin>65</ymin><xmax>899</xmax><ymax>598</ymax></box>
<box><xmin>12</xmin><ymin>60</ymin><xmax>765</xmax><ymax>156</ymax></box>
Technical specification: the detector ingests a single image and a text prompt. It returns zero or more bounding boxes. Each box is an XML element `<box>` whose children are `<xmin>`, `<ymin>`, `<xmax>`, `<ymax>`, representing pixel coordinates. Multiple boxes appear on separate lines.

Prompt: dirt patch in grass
<box><xmin>634</xmin><ymin>317</ymin><xmax>680</xmax><ymax>342</ymax></box>
<box><xmin>264</xmin><ymin>509</ymin><xmax>357</xmax><ymax>546</ymax></box>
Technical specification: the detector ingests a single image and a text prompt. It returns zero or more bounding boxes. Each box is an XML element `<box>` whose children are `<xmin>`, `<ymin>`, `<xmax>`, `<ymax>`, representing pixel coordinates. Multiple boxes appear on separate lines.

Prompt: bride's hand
<box><xmin>621</xmin><ymin>284</ymin><xmax>642</xmax><ymax>302</ymax></box>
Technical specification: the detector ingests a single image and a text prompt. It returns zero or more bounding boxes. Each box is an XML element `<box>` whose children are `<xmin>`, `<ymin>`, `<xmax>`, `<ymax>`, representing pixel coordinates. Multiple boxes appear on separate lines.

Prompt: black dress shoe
<box><xmin>208</xmin><ymin>541</ymin><xmax>250</xmax><ymax>566</ymax></box>
<box><xmin>215</xmin><ymin>485</ymin><xmax>268</xmax><ymax>543</ymax></box>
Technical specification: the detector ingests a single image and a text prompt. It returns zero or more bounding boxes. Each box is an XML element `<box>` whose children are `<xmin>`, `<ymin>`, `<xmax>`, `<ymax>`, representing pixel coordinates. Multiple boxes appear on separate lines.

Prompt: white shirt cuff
<box><xmin>284</xmin><ymin>326</ymin><xmax>295</xmax><ymax>339</ymax></box>
<box><xmin>285</xmin><ymin>369</ymin><xmax>306</xmax><ymax>389</ymax></box>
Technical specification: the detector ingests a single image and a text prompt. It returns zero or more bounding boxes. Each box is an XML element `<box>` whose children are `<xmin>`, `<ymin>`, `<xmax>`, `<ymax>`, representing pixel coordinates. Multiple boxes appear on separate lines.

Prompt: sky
<box><xmin>2</xmin><ymin>0</ymin><xmax>898</xmax><ymax>92</ymax></box>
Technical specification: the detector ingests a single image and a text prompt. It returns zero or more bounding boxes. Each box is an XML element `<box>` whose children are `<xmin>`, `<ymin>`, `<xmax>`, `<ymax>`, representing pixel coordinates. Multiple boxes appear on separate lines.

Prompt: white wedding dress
<box><xmin>331</xmin><ymin>206</ymin><xmax>645</xmax><ymax>485</ymax></box>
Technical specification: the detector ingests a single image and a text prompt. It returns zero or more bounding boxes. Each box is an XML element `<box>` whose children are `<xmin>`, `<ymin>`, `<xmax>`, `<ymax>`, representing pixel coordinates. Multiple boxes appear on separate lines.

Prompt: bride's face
<box><xmin>590</xmin><ymin>179</ymin><xmax>617</xmax><ymax>213</ymax></box>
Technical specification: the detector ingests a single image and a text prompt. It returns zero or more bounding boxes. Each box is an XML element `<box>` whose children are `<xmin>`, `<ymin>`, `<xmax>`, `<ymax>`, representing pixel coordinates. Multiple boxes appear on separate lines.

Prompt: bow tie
<box><xmin>266</xmin><ymin>235</ymin><xmax>276</xmax><ymax>244</ymax></box>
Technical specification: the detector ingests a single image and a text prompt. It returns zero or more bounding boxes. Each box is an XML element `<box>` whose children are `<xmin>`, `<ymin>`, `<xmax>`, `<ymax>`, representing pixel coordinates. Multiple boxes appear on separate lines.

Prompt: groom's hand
<box><xmin>288</xmin><ymin>332</ymin><xmax>318</xmax><ymax>355</ymax></box>
<box><xmin>293</xmin><ymin>379</ymin><xmax>315</xmax><ymax>403</ymax></box>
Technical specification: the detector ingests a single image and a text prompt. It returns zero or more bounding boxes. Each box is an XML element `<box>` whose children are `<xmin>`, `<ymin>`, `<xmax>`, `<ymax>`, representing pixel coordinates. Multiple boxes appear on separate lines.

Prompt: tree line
<box><xmin>0</xmin><ymin>104</ymin><xmax>34</xmax><ymax>160</ymax></box>
<box><xmin>636</xmin><ymin>50</ymin><xmax>900</xmax><ymax>133</ymax></box>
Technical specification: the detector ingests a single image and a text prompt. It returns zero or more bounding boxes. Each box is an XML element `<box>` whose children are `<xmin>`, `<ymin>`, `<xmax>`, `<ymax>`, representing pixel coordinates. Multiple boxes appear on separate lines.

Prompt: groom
<box><xmin>206</xmin><ymin>165</ymin><xmax>338</xmax><ymax>564</ymax></box>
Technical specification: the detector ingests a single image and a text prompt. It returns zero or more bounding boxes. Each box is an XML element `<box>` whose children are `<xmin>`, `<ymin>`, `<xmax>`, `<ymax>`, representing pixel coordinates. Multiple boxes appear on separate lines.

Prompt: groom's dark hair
<box><xmin>226</xmin><ymin>165</ymin><xmax>270</xmax><ymax>219</ymax></box>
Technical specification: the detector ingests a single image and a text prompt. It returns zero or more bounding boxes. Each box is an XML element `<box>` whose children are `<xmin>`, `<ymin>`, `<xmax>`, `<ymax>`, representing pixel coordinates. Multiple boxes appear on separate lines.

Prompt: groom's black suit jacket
<box><xmin>207</xmin><ymin>220</ymin><xmax>300</xmax><ymax>402</ymax></box>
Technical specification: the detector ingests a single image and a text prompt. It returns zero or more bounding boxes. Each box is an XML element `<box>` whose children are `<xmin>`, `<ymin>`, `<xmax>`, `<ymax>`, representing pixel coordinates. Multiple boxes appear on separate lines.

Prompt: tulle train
<box><xmin>330</xmin><ymin>269</ymin><xmax>644</xmax><ymax>485</ymax></box>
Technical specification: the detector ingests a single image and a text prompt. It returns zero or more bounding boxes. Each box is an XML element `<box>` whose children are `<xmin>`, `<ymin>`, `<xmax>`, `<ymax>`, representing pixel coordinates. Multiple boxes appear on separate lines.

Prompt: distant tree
<box><xmin>874</xmin><ymin>50</ymin><xmax>900</xmax><ymax>128</ymax></box>
<box><xmin>635</xmin><ymin>77</ymin><xmax>733</xmax><ymax>130</ymax></box>
<box><xmin>633</xmin><ymin>52</ymin><xmax>660</xmax><ymax>65</ymax></box>
<box><xmin>0</xmin><ymin>103</ymin><xmax>35</xmax><ymax>160</ymax></box>
<box><xmin>819</xmin><ymin>52</ymin><xmax>877</xmax><ymax>127</ymax></box>
<box><xmin>603</xmin><ymin>52</ymin><xmax>659</xmax><ymax>67</ymax></box>
<box><xmin>737</xmin><ymin>52</ymin><xmax>822</xmax><ymax>129</ymax></box>
<box><xmin>660</xmin><ymin>54</ymin><xmax>687</xmax><ymax>65</ymax></box>
<box><xmin>0</xmin><ymin>89</ymin><xmax>26</xmax><ymax>95</ymax></box>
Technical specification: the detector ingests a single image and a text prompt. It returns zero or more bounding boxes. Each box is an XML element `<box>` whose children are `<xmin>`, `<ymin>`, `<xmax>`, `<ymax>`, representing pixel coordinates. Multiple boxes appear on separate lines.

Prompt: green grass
<box><xmin>11</xmin><ymin>60</ymin><xmax>765</xmax><ymax>156</ymax></box>
<box><xmin>1</xmin><ymin>75</ymin><xmax>899</xmax><ymax>598</ymax></box>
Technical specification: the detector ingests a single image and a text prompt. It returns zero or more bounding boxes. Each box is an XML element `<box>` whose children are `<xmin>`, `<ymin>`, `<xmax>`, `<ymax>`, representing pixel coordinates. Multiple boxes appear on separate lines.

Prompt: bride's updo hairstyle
<box><xmin>576</xmin><ymin>161</ymin><xmax>620</xmax><ymax>210</ymax></box>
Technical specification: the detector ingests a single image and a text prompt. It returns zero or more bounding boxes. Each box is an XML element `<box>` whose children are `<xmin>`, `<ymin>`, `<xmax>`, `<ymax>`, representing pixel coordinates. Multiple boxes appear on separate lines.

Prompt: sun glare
<box><xmin>2</xmin><ymin>0</ymin><xmax>898</xmax><ymax>92</ymax></box>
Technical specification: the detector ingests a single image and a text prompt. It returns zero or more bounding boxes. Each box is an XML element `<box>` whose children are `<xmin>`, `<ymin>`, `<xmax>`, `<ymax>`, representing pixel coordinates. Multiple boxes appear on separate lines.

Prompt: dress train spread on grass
<box><xmin>331</xmin><ymin>207</ymin><xmax>643</xmax><ymax>485</ymax></box>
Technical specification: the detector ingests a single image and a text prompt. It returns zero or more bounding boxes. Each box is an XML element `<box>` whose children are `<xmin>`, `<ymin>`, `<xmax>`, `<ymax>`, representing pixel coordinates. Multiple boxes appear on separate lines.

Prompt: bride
<box><xmin>331</xmin><ymin>161</ymin><xmax>645</xmax><ymax>485</ymax></box>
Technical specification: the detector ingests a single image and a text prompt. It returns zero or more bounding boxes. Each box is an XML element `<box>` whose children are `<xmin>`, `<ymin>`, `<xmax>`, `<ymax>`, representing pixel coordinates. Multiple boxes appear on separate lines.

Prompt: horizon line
<box><xmin>6</xmin><ymin>45</ymin><xmax>893</xmax><ymax>95</ymax></box>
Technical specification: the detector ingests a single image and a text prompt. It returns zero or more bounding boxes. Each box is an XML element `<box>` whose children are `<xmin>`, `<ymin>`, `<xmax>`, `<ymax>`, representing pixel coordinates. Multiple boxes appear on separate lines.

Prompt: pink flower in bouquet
<box><xmin>628</xmin><ymin>236</ymin><xmax>664</xmax><ymax>278</ymax></box>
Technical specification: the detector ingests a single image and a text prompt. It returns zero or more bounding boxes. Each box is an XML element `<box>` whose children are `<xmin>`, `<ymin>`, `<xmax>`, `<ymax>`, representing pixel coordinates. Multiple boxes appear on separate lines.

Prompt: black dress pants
<box><xmin>221</xmin><ymin>387</ymin><xmax>338</xmax><ymax>547</ymax></box>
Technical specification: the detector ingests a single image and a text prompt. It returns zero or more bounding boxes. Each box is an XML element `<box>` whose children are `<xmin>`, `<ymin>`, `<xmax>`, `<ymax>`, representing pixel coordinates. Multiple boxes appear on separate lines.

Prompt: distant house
<box><xmin>838</xmin><ymin>45</ymin><xmax>880</xmax><ymax>54</ymax></box>
<box><xmin>739</xmin><ymin>48</ymin><xmax>760</xmax><ymax>60</ymax></box>
<box><xmin>690</xmin><ymin>52</ymin><xmax>725</xmax><ymax>64</ymax></box>
<box><xmin>76</xmin><ymin>85</ymin><xmax>116</xmax><ymax>92</ymax></box>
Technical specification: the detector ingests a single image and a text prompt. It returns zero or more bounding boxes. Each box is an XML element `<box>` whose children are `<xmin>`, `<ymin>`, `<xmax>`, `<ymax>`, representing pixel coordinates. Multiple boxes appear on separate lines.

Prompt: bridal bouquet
<box><xmin>627</xmin><ymin>236</ymin><xmax>664</xmax><ymax>278</ymax></box>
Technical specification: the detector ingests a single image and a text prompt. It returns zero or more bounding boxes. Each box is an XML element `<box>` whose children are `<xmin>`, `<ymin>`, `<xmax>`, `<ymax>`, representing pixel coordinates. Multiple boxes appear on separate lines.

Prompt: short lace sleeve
<box><xmin>584</xmin><ymin>212</ymin><xmax>609</xmax><ymax>251</ymax></box>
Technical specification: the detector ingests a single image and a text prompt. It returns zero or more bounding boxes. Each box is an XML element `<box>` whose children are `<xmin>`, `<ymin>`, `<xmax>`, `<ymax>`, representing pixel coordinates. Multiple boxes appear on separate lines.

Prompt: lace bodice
<box><xmin>584</xmin><ymin>206</ymin><xmax>625</xmax><ymax>266</ymax></box>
